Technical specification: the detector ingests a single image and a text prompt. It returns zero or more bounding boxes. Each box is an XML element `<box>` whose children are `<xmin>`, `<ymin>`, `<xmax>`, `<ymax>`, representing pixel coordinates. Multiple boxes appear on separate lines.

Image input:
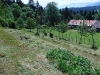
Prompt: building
<box><xmin>93</xmin><ymin>20</ymin><xmax>100</xmax><ymax>32</ymax></box>
<box><xmin>68</xmin><ymin>20</ymin><xmax>100</xmax><ymax>31</ymax></box>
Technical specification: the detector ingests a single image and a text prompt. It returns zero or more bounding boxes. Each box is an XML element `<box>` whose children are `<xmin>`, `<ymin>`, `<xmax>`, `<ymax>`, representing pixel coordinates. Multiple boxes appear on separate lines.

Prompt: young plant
<box><xmin>77</xmin><ymin>20</ymin><xmax>89</xmax><ymax>44</ymax></box>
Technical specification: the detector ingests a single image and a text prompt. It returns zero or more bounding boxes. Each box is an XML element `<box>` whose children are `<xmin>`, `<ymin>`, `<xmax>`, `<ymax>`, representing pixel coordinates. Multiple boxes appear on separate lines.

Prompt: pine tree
<box><xmin>28</xmin><ymin>0</ymin><xmax>35</xmax><ymax>6</ymax></box>
<box><xmin>28</xmin><ymin>0</ymin><xmax>35</xmax><ymax>11</ymax></box>
<box><xmin>16</xmin><ymin>0</ymin><xmax>23</xmax><ymax>7</ymax></box>
<box><xmin>3</xmin><ymin>0</ymin><xmax>15</xmax><ymax>4</ymax></box>
<box><xmin>36</xmin><ymin>0</ymin><xmax>39</xmax><ymax>8</ymax></box>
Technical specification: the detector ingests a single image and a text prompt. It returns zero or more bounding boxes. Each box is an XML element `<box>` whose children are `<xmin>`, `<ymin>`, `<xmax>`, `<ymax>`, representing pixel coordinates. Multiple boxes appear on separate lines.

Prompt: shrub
<box><xmin>7</xmin><ymin>18</ymin><xmax>16</xmax><ymax>28</ymax></box>
<box><xmin>58</xmin><ymin>59</ymin><xmax>68</xmax><ymax>73</ymax></box>
<box><xmin>49</xmin><ymin>33</ymin><xmax>53</xmax><ymax>38</ymax></box>
<box><xmin>46</xmin><ymin>48</ymin><xmax>98</xmax><ymax>75</ymax></box>
<box><xmin>44</xmin><ymin>32</ymin><xmax>47</xmax><ymax>36</ymax></box>
<box><xmin>0</xmin><ymin>17</ymin><xmax>7</xmax><ymax>27</ymax></box>
<box><xmin>95</xmin><ymin>69</ymin><xmax>100</xmax><ymax>75</ymax></box>
<box><xmin>16</xmin><ymin>17</ymin><xmax>24</xmax><ymax>29</ymax></box>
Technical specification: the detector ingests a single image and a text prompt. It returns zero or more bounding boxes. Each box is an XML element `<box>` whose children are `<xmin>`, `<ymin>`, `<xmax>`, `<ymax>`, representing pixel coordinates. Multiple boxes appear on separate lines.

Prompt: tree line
<box><xmin>1</xmin><ymin>0</ymin><xmax>100</xmax><ymax>28</ymax></box>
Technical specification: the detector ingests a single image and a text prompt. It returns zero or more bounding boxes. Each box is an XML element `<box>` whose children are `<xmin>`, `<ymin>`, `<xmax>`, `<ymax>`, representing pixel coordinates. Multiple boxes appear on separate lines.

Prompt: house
<box><xmin>68</xmin><ymin>20</ymin><xmax>81</xmax><ymax>29</ymax></box>
<box><xmin>93</xmin><ymin>20</ymin><xmax>100</xmax><ymax>32</ymax></box>
<box><xmin>68</xmin><ymin>20</ymin><xmax>96</xmax><ymax>29</ymax></box>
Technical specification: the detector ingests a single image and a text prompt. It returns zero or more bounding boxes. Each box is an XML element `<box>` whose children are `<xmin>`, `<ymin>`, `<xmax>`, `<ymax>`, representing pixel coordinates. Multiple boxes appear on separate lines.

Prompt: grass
<box><xmin>0</xmin><ymin>27</ymin><xmax>19</xmax><ymax>46</ymax></box>
<box><xmin>1</xmin><ymin>27</ymin><xmax>100</xmax><ymax>75</ymax></box>
<box><xmin>22</xmin><ymin>28</ymin><xmax>100</xmax><ymax>67</ymax></box>
<box><xmin>37</xmin><ymin>27</ymin><xmax>100</xmax><ymax>47</ymax></box>
<box><xmin>0</xmin><ymin>27</ymin><xmax>64</xmax><ymax>75</ymax></box>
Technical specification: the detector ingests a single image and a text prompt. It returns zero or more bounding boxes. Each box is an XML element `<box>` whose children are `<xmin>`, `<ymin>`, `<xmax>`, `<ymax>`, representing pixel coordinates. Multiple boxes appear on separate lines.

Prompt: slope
<box><xmin>0</xmin><ymin>27</ymin><xmax>100</xmax><ymax>75</ymax></box>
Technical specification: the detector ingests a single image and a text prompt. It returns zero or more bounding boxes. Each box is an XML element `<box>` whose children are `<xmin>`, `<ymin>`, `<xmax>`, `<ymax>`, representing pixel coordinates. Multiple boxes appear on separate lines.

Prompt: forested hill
<box><xmin>0</xmin><ymin>0</ymin><xmax>100</xmax><ymax>29</ymax></box>
<box><xmin>69</xmin><ymin>6</ymin><xmax>100</xmax><ymax>12</ymax></box>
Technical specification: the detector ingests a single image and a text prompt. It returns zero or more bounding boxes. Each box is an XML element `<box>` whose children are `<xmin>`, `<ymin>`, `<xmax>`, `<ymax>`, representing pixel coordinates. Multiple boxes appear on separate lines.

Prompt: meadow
<box><xmin>37</xmin><ymin>27</ymin><xmax>100</xmax><ymax>48</ymax></box>
<box><xmin>0</xmin><ymin>27</ymin><xmax>100</xmax><ymax>75</ymax></box>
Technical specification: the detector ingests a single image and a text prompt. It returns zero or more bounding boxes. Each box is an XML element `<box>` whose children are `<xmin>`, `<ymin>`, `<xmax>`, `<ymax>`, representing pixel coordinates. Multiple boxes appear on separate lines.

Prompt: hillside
<box><xmin>69</xmin><ymin>6</ymin><xmax>100</xmax><ymax>12</ymax></box>
<box><xmin>0</xmin><ymin>27</ymin><xmax>64</xmax><ymax>75</ymax></box>
<box><xmin>0</xmin><ymin>0</ymin><xmax>100</xmax><ymax>74</ymax></box>
<box><xmin>60</xmin><ymin>1</ymin><xmax>100</xmax><ymax>8</ymax></box>
<box><xmin>87</xmin><ymin>1</ymin><xmax>100</xmax><ymax>7</ymax></box>
<box><xmin>0</xmin><ymin>27</ymin><xmax>100</xmax><ymax>74</ymax></box>
<box><xmin>67</xmin><ymin>2</ymin><xmax>91</xmax><ymax>8</ymax></box>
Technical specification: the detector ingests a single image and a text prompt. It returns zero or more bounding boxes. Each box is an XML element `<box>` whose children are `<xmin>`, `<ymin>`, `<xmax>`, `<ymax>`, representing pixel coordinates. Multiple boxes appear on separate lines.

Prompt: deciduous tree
<box><xmin>77</xmin><ymin>20</ymin><xmax>89</xmax><ymax>44</ymax></box>
<box><xmin>89</xmin><ymin>27</ymin><xmax>97</xmax><ymax>49</ymax></box>
<box><xmin>11</xmin><ymin>3</ymin><xmax>22</xmax><ymax>20</ymax></box>
<box><xmin>28</xmin><ymin>0</ymin><xmax>35</xmax><ymax>11</ymax></box>
<box><xmin>27</xmin><ymin>17</ymin><xmax>36</xmax><ymax>32</ymax></box>
<box><xmin>45</xmin><ymin>2</ymin><xmax>61</xmax><ymax>26</ymax></box>
<box><xmin>16</xmin><ymin>17</ymin><xmax>24</xmax><ymax>29</ymax></box>
<box><xmin>59</xmin><ymin>22</ymin><xmax>68</xmax><ymax>38</ymax></box>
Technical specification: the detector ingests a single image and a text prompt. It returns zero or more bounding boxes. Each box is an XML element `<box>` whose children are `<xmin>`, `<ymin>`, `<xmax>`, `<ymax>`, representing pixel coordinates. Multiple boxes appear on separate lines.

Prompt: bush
<box><xmin>91</xmin><ymin>45</ymin><xmax>98</xmax><ymax>50</ymax></box>
<box><xmin>46</xmin><ymin>48</ymin><xmax>98</xmax><ymax>75</ymax></box>
<box><xmin>16</xmin><ymin>17</ymin><xmax>24</xmax><ymax>29</ymax></box>
<box><xmin>95</xmin><ymin>69</ymin><xmax>100</xmax><ymax>75</ymax></box>
<box><xmin>7</xmin><ymin>18</ymin><xmax>16</xmax><ymax>28</ymax></box>
<box><xmin>0</xmin><ymin>17</ymin><xmax>7</xmax><ymax>27</ymax></box>
<box><xmin>49</xmin><ymin>33</ymin><xmax>53</xmax><ymax>38</ymax></box>
<box><xmin>58</xmin><ymin>59</ymin><xmax>68</xmax><ymax>73</ymax></box>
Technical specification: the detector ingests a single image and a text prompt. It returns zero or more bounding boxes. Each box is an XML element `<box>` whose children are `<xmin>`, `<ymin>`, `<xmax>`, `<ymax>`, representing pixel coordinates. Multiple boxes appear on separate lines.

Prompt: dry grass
<box><xmin>0</xmin><ymin>28</ymin><xmax>64</xmax><ymax>75</ymax></box>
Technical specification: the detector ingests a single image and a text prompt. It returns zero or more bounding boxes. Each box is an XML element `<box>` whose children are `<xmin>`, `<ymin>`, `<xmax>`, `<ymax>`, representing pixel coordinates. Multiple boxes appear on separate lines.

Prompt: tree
<box><xmin>86</xmin><ymin>11</ymin><xmax>93</xmax><ymax>20</ymax></box>
<box><xmin>84</xmin><ymin>10</ymin><xmax>87</xmax><ymax>19</ymax></box>
<box><xmin>28</xmin><ymin>0</ymin><xmax>35</xmax><ymax>6</ymax></box>
<box><xmin>7</xmin><ymin>18</ymin><xmax>16</xmax><ymax>28</ymax></box>
<box><xmin>0</xmin><ymin>16</ymin><xmax>7</xmax><ymax>27</ymax></box>
<box><xmin>11</xmin><ymin>3</ymin><xmax>22</xmax><ymax>20</ymax></box>
<box><xmin>35</xmin><ymin>0</ymin><xmax>40</xmax><ymax>35</ymax></box>
<box><xmin>16</xmin><ymin>0</ymin><xmax>24</xmax><ymax>7</ymax></box>
<box><xmin>93</xmin><ymin>10</ymin><xmax>100</xmax><ymax>20</ymax></box>
<box><xmin>26</xmin><ymin>17</ymin><xmax>36</xmax><ymax>32</ymax></box>
<box><xmin>20</xmin><ymin>12</ymin><xmax>27</xmax><ymax>21</ymax></box>
<box><xmin>45</xmin><ymin>2</ymin><xmax>61</xmax><ymax>26</ymax></box>
<box><xmin>77</xmin><ymin>20</ymin><xmax>89</xmax><ymax>44</ymax></box>
<box><xmin>36</xmin><ymin>0</ymin><xmax>39</xmax><ymax>7</ymax></box>
<box><xmin>74</xmin><ymin>14</ymin><xmax>84</xmax><ymax>20</ymax></box>
<box><xmin>3</xmin><ymin>0</ymin><xmax>15</xmax><ymax>5</ymax></box>
<box><xmin>6</xmin><ymin>6</ymin><xmax>14</xmax><ymax>19</ymax></box>
<box><xmin>22</xmin><ymin>6</ymin><xmax>35</xmax><ymax>18</ymax></box>
<box><xmin>16</xmin><ymin>17</ymin><xmax>24</xmax><ymax>29</ymax></box>
<box><xmin>89</xmin><ymin>27</ymin><xmax>97</xmax><ymax>49</ymax></box>
<box><xmin>80</xmin><ymin>10</ymin><xmax>84</xmax><ymax>16</ymax></box>
<box><xmin>59</xmin><ymin>22</ymin><xmax>68</xmax><ymax>39</ymax></box>
<box><xmin>0</xmin><ymin>0</ymin><xmax>8</xmax><ymax>18</ymax></box>
<box><xmin>28</xmin><ymin>0</ymin><xmax>35</xmax><ymax>11</ymax></box>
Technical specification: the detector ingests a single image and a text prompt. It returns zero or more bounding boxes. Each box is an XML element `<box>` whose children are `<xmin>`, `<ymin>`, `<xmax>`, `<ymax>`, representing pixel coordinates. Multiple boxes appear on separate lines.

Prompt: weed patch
<box><xmin>46</xmin><ymin>48</ymin><xmax>100</xmax><ymax>74</ymax></box>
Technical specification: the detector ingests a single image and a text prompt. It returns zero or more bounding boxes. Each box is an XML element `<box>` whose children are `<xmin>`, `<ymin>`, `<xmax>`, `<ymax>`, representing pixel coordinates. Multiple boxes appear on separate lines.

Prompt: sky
<box><xmin>21</xmin><ymin>0</ymin><xmax>100</xmax><ymax>7</ymax></box>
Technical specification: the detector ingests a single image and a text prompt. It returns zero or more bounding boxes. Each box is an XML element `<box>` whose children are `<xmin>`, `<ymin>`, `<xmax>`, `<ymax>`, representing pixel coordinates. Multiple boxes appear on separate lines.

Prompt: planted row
<box><xmin>46</xmin><ymin>49</ymin><xmax>100</xmax><ymax>75</ymax></box>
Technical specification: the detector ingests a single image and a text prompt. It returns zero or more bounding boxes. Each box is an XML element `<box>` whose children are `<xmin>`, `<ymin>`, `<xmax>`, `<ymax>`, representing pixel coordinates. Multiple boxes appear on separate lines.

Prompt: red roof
<box><xmin>93</xmin><ymin>20</ymin><xmax>100</xmax><ymax>28</ymax></box>
<box><xmin>68</xmin><ymin>20</ymin><xmax>96</xmax><ymax>26</ymax></box>
<box><xmin>68</xmin><ymin>20</ymin><xmax>81</xmax><ymax>26</ymax></box>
